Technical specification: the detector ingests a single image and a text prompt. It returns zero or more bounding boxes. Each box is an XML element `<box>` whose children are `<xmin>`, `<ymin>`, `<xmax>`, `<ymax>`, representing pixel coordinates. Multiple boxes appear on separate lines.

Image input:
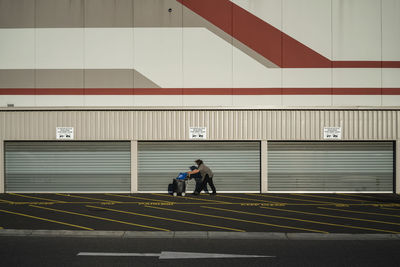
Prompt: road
<box><xmin>1</xmin><ymin>236</ymin><xmax>400</xmax><ymax>267</ymax></box>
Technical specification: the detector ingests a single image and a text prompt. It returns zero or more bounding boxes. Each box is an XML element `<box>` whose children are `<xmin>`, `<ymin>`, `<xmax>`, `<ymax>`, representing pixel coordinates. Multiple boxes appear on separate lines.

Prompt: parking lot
<box><xmin>1</xmin><ymin>193</ymin><xmax>400</xmax><ymax>234</ymax></box>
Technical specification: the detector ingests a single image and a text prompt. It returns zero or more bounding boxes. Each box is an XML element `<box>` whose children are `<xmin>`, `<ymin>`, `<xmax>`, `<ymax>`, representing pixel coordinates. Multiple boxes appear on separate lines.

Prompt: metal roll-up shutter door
<box><xmin>5</xmin><ymin>142</ymin><xmax>131</xmax><ymax>192</ymax></box>
<box><xmin>138</xmin><ymin>142</ymin><xmax>260</xmax><ymax>192</ymax></box>
<box><xmin>268</xmin><ymin>142</ymin><xmax>394</xmax><ymax>192</ymax></box>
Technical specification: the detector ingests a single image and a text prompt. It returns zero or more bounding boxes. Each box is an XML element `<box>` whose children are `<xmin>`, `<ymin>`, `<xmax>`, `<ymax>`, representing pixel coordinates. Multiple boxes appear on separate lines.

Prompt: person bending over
<box><xmin>187</xmin><ymin>159</ymin><xmax>216</xmax><ymax>195</ymax></box>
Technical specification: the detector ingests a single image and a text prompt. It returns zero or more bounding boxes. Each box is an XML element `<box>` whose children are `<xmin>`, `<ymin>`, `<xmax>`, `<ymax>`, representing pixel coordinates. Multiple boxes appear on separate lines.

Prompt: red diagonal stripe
<box><xmin>179</xmin><ymin>0</ymin><xmax>400</xmax><ymax>68</ymax></box>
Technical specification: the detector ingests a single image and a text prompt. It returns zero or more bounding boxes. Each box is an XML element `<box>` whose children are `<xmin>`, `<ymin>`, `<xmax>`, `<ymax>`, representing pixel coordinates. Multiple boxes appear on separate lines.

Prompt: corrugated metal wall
<box><xmin>138</xmin><ymin>142</ymin><xmax>260</xmax><ymax>192</ymax></box>
<box><xmin>268</xmin><ymin>142</ymin><xmax>394</xmax><ymax>192</ymax></box>
<box><xmin>0</xmin><ymin>109</ymin><xmax>399</xmax><ymax>141</ymax></box>
<box><xmin>5</xmin><ymin>142</ymin><xmax>131</xmax><ymax>192</ymax></box>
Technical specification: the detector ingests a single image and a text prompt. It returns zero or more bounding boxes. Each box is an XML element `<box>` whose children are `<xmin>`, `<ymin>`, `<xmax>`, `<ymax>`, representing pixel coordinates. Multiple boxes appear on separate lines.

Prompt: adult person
<box><xmin>187</xmin><ymin>159</ymin><xmax>216</xmax><ymax>195</ymax></box>
<box><xmin>189</xmin><ymin>165</ymin><xmax>209</xmax><ymax>194</ymax></box>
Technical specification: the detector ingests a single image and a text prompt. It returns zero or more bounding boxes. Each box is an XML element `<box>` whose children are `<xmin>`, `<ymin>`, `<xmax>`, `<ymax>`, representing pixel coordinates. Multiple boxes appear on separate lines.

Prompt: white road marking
<box><xmin>77</xmin><ymin>251</ymin><xmax>274</xmax><ymax>259</ymax></box>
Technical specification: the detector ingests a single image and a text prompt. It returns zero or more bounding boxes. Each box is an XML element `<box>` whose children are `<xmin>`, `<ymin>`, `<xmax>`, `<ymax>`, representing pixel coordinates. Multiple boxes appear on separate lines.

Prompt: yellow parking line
<box><xmin>146</xmin><ymin>205</ymin><xmax>327</xmax><ymax>233</ymax></box>
<box><xmin>0</xmin><ymin>208</ymin><xmax>93</xmax><ymax>230</ymax></box>
<box><xmin>340</xmin><ymin>193</ymin><xmax>385</xmax><ymax>200</ymax></box>
<box><xmin>250</xmin><ymin>193</ymin><xmax>338</xmax><ymax>204</ymax></box>
<box><xmin>216</xmin><ymin>194</ymin><xmax>280</xmax><ymax>204</ymax></box>
<box><xmin>202</xmin><ymin>206</ymin><xmax>396</xmax><ymax>233</ymax></box>
<box><xmin>10</xmin><ymin>193</ymin><xmax>64</xmax><ymax>203</ymax></box>
<box><xmin>86</xmin><ymin>205</ymin><xmax>243</xmax><ymax>232</ymax></box>
<box><xmin>151</xmin><ymin>193</ymin><xmax>231</xmax><ymax>204</ymax></box>
<box><xmin>381</xmin><ymin>207</ymin><xmax>400</xmax><ymax>211</ymax></box>
<box><xmin>261</xmin><ymin>207</ymin><xmax>400</xmax><ymax>234</ymax></box>
<box><xmin>316</xmin><ymin>207</ymin><xmax>400</xmax><ymax>226</ymax></box>
<box><xmin>31</xmin><ymin>205</ymin><xmax>169</xmax><ymax>232</ymax></box>
<box><xmin>293</xmin><ymin>193</ymin><xmax>374</xmax><ymax>203</ymax></box>
<box><xmin>106</xmin><ymin>193</ymin><xmax>172</xmax><ymax>203</ymax></box>
<box><xmin>318</xmin><ymin>207</ymin><xmax>400</xmax><ymax>218</ymax></box>
<box><xmin>56</xmin><ymin>193</ymin><xmax>122</xmax><ymax>203</ymax></box>
<box><xmin>0</xmin><ymin>198</ymin><xmax>14</xmax><ymax>204</ymax></box>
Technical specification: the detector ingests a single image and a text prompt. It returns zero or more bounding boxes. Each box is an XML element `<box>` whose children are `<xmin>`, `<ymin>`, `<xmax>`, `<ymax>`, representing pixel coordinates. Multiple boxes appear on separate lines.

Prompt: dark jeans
<box><xmin>197</xmin><ymin>174</ymin><xmax>216</xmax><ymax>194</ymax></box>
<box><xmin>195</xmin><ymin>179</ymin><xmax>209</xmax><ymax>193</ymax></box>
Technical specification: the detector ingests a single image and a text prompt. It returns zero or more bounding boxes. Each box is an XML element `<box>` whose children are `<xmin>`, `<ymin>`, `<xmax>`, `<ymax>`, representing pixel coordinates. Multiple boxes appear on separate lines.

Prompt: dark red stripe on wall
<box><xmin>232</xmin><ymin>88</ymin><xmax>282</xmax><ymax>95</ymax></box>
<box><xmin>332</xmin><ymin>88</ymin><xmax>382</xmax><ymax>95</ymax></box>
<box><xmin>382</xmin><ymin>88</ymin><xmax>400</xmax><ymax>95</ymax></box>
<box><xmin>1</xmin><ymin>88</ymin><xmax>400</xmax><ymax>95</ymax></box>
<box><xmin>282</xmin><ymin>88</ymin><xmax>332</xmax><ymax>95</ymax></box>
<box><xmin>178</xmin><ymin>0</ymin><xmax>400</xmax><ymax>68</ymax></box>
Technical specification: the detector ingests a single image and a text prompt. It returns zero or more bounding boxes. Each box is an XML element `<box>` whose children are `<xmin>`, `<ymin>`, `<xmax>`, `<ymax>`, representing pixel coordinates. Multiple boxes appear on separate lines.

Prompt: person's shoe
<box><xmin>210</xmin><ymin>192</ymin><xmax>217</xmax><ymax>196</ymax></box>
<box><xmin>192</xmin><ymin>192</ymin><xmax>199</xmax><ymax>195</ymax></box>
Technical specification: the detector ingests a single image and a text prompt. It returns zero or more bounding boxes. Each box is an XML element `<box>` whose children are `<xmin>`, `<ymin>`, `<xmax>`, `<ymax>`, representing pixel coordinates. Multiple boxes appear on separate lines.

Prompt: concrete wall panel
<box><xmin>283</xmin><ymin>0</ymin><xmax>332</xmax><ymax>59</ymax></box>
<box><xmin>85</xmin><ymin>28</ymin><xmax>134</xmax><ymax>69</ymax></box>
<box><xmin>0</xmin><ymin>0</ymin><xmax>34</xmax><ymax>28</ymax></box>
<box><xmin>36</xmin><ymin>70</ymin><xmax>84</xmax><ymax>88</ymax></box>
<box><xmin>333</xmin><ymin>69</ymin><xmax>382</xmax><ymax>88</ymax></box>
<box><xmin>134</xmin><ymin>28</ymin><xmax>182</xmax><ymax>88</ymax></box>
<box><xmin>332</xmin><ymin>0</ymin><xmax>381</xmax><ymax>60</ymax></box>
<box><xmin>0</xmin><ymin>70</ymin><xmax>35</xmax><ymax>88</ymax></box>
<box><xmin>231</xmin><ymin>0</ymin><xmax>282</xmax><ymax>30</ymax></box>
<box><xmin>382</xmin><ymin>0</ymin><xmax>400</xmax><ymax>60</ymax></box>
<box><xmin>36</xmin><ymin>29</ymin><xmax>84</xmax><ymax>69</ymax></box>
<box><xmin>0</xmin><ymin>96</ymin><xmax>36</xmax><ymax>107</ymax></box>
<box><xmin>36</xmin><ymin>0</ymin><xmax>83</xmax><ymax>28</ymax></box>
<box><xmin>332</xmin><ymin>95</ymin><xmax>381</xmax><ymax>106</ymax></box>
<box><xmin>282</xmin><ymin>95</ymin><xmax>331</xmax><ymax>106</ymax></box>
<box><xmin>36</xmin><ymin>95</ymin><xmax>85</xmax><ymax>106</ymax></box>
<box><xmin>283</xmin><ymin>69</ymin><xmax>332</xmax><ymax>88</ymax></box>
<box><xmin>85</xmin><ymin>0</ymin><xmax>133</xmax><ymax>27</ymax></box>
<box><xmin>0</xmin><ymin>29</ymin><xmax>34</xmax><ymax>69</ymax></box>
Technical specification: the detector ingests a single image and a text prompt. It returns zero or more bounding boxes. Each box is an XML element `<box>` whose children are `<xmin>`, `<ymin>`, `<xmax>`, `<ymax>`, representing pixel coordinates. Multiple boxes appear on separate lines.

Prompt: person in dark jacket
<box><xmin>187</xmin><ymin>159</ymin><xmax>216</xmax><ymax>195</ymax></box>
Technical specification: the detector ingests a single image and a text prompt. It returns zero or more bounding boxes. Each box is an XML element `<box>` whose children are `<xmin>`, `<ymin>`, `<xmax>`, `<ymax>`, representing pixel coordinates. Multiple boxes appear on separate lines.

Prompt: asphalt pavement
<box><xmin>1</xmin><ymin>236</ymin><xmax>400</xmax><ymax>267</ymax></box>
<box><xmin>1</xmin><ymin>193</ymin><xmax>400</xmax><ymax>236</ymax></box>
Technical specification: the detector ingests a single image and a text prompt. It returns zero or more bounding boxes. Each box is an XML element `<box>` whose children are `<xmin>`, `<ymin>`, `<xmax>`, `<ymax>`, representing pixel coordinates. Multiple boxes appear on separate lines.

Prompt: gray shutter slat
<box><xmin>268</xmin><ymin>142</ymin><xmax>393</xmax><ymax>192</ymax></box>
<box><xmin>138</xmin><ymin>142</ymin><xmax>260</xmax><ymax>192</ymax></box>
<box><xmin>5</xmin><ymin>142</ymin><xmax>131</xmax><ymax>192</ymax></box>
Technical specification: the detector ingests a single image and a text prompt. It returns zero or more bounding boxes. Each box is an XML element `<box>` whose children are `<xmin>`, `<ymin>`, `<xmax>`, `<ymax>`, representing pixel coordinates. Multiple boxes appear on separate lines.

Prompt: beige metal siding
<box><xmin>0</xmin><ymin>110</ymin><xmax>399</xmax><ymax>141</ymax></box>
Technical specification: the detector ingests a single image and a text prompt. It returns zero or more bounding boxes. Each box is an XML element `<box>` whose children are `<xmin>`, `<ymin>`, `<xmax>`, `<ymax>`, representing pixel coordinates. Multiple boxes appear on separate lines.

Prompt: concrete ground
<box><xmin>1</xmin><ymin>193</ymin><xmax>400</xmax><ymax>234</ymax></box>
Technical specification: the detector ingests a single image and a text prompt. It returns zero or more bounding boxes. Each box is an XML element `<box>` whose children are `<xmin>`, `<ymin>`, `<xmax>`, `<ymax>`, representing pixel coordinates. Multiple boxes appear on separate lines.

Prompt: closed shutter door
<box><xmin>138</xmin><ymin>142</ymin><xmax>260</xmax><ymax>192</ymax></box>
<box><xmin>5</xmin><ymin>142</ymin><xmax>130</xmax><ymax>192</ymax></box>
<box><xmin>268</xmin><ymin>142</ymin><xmax>394</xmax><ymax>192</ymax></box>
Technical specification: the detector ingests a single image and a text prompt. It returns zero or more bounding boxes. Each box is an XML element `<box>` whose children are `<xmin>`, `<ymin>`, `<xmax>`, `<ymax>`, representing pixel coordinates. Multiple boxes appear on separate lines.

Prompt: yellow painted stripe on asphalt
<box><xmin>293</xmin><ymin>193</ymin><xmax>374</xmax><ymax>203</ymax></box>
<box><xmin>86</xmin><ymin>205</ymin><xmax>244</xmax><ymax>232</ymax></box>
<box><xmin>31</xmin><ymin>205</ymin><xmax>169</xmax><ymax>232</ymax></box>
<box><xmin>340</xmin><ymin>194</ymin><xmax>385</xmax><ymax>200</ymax></box>
<box><xmin>56</xmin><ymin>193</ymin><xmax>122</xmax><ymax>203</ymax></box>
<box><xmin>317</xmin><ymin>207</ymin><xmax>400</xmax><ymax>226</ymax></box>
<box><xmin>261</xmin><ymin>207</ymin><xmax>400</xmax><ymax>234</ymax></box>
<box><xmin>381</xmin><ymin>207</ymin><xmax>400</xmax><ymax>211</ymax></box>
<box><xmin>0</xmin><ymin>208</ymin><xmax>93</xmax><ymax>230</ymax></box>
<box><xmin>216</xmin><ymin>194</ymin><xmax>280</xmax><ymax>204</ymax></box>
<box><xmin>318</xmin><ymin>207</ymin><xmax>400</xmax><ymax>219</ymax></box>
<box><xmin>146</xmin><ymin>205</ymin><xmax>327</xmax><ymax>233</ymax></box>
<box><xmin>204</xmin><ymin>206</ymin><xmax>400</xmax><ymax>233</ymax></box>
<box><xmin>243</xmin><ymin>194</ymin><xmax>284</xmax><ymax>204</ymax></box>
<box><xmin>0</xmin><ymin>198</ymin><xmax>14</xmax><ymax>204</ymax></box>
<box><xmin>151</xmin><ymin>193</ymin><xmax>231</xmax><ymax>204</ymax></box>
<box><xmin>10</xmin><ymin>193</ymin><xmax>64</xmax><ymax>203</ymax></box>
<box><xmin>106</xmin><ymin>193</ymin><xmax>172</xmax><ymax>203</ymax></box>
<box><xmin>249</xmin><ymin>193</ymin><xmax>338</xmax><ymax>204</ymax></box>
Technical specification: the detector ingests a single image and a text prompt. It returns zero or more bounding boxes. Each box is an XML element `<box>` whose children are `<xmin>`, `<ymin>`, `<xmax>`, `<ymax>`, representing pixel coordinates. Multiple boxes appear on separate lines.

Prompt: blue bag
<box><xmin>176</xmin><ymin>172</ymin><xmax>188</xmax><ymax>180</ymax></box>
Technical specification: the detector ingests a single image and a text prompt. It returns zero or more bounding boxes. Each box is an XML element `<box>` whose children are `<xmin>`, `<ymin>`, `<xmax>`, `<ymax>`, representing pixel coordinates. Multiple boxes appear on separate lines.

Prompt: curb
<box><xmin>0</xmin><ymin>229</ymin><xmax>400</xmax><ymax>240</ymax></box>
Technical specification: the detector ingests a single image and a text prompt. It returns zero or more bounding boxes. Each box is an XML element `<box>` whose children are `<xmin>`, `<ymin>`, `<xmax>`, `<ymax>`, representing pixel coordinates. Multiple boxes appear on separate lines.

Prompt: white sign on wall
<box><xmin>56</xmin><ymin>127</ymin><xmax>74</xmax><ymax>140</ymax></box>
<box><xmin>189</xmin><ymin>127</ymin><xmax>207</xmax><ymax>139</ymax></box>
<box><xmin>323</xmin><ymin>127</ymin><xmax>342</xmax><ymax>140</ymax></box>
